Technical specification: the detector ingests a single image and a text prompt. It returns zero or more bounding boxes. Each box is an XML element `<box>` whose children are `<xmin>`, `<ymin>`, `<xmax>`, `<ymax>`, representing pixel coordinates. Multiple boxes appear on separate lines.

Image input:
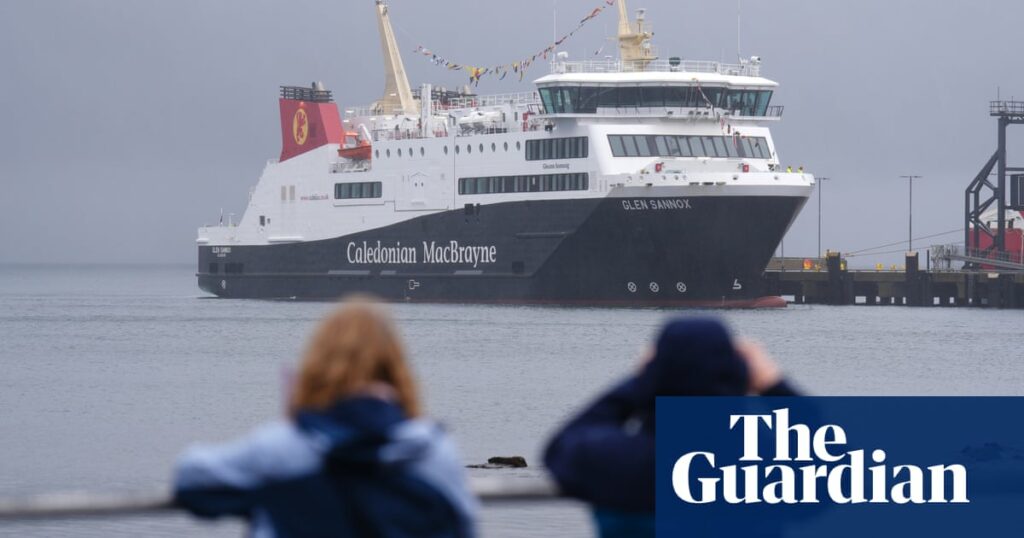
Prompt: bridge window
<box><xmin>335</xmin><ymin>181</ymin><xmax>383</xmax><ymax>199</ymax></box>
<box><xmin>578</xmin><ymin>87</ymin><xmax>600</xmax><ymax>113</ymax></box>
<box><xmin>540</xmin><ymin>86</ymin><xmax>774</xmax><ymax>115</ymax></box>
<box><xmin>597</xmin><ymin>87</ymin><xmax>619</xmax><ymax>109</ymax></box>
<box><xmin>608</xmin><ymin>135</ymin><xmax>771</xmax><ymax>159</ymax></box>
<box><xmin>458</xmin><ymin>173</ymin><xmax>589</xmax><ymax>195</ymax></box>
<box><xmin>525</xmin><ymin>137</ymin><xmax>589</xmax><ymax>161</ymax></box>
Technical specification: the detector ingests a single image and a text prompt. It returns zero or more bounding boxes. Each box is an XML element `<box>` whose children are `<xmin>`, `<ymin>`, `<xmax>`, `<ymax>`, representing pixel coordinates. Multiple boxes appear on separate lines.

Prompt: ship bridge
<box><xmin>535</xmin><ymin>58</ymin><xmax>782</xmax><ymax>119</ymax></box>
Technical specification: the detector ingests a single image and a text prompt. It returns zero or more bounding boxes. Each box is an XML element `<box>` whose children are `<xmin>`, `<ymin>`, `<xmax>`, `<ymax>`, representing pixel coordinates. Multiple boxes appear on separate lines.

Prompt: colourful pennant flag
<box><xmin>411</xmin><ymin>0</ymin><xmax>617</xmax><ymax>86</ymax></box>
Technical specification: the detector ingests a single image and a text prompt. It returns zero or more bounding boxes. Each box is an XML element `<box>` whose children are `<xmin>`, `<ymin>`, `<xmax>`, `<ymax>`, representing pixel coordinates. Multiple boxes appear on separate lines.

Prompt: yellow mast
<box><xmin>616</xmin><ymin>0</ymin><xmax>656</xmax><ymax>70</ymax></box>
<box><xmin>373</xmin><ymin>0</ymin><xmax>418</xmax><ymax>116</ymax></box>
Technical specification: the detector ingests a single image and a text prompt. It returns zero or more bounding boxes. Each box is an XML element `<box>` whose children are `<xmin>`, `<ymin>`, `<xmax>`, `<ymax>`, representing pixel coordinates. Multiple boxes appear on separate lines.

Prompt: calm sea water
<box><xmin>1</xmin><ymin>264</ymin><xmax>1021</xmax><ymax>537</ymax></box>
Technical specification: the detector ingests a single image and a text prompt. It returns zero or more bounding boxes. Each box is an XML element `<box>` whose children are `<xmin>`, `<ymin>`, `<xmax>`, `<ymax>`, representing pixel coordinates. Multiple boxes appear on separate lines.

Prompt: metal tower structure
<box><xmin>965</xmin><ymin>101</ymin><xmax>1024</xmax><ymax>266</ymax></box>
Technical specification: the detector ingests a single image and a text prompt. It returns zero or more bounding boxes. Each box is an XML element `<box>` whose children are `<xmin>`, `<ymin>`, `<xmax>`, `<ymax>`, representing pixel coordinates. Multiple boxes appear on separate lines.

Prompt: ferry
<box><xmin>197</xmin><ymin>0</ymin><xmax>815</xmax><ymax>306</ymax></box>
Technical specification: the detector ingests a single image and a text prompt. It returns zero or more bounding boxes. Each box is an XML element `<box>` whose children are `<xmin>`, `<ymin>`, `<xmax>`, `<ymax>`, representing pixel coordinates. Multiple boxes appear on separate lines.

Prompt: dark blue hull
<box><xmin>197</xmin><ymin>195</ymin><xmax>806</xmax><ymax>307</ymax></box>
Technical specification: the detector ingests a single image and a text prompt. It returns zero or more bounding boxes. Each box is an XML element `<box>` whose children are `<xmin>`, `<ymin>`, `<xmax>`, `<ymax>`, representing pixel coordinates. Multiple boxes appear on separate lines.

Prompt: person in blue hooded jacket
<box><xmin>544</xmin><ymin>318</ymin><xmax>799</xmax><ymax>538</ymax></box>
<box><xmin>173</xmin><ymin>299</ymin><xmax>477</xmax><ymax>537</ymax></box>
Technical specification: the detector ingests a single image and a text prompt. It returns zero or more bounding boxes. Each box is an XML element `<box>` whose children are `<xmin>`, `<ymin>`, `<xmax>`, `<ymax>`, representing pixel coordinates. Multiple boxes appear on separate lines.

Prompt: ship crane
<box><xmin>373</xmin><ymin>0</ymin><xmax>419</xmax><ymax>116</ymax></box>
<box><xmin>617</xmin><ymin>0</ymin><xmax>656</xmax><ymax>71</ymax></box>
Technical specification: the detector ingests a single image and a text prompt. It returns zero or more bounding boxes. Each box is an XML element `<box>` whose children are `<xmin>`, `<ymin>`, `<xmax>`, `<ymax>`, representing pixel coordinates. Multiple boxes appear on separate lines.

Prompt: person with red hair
<box><xmin>174</xmin><ymin>298</ymin><xmax>476</xmax><ymax>538</ymax></box>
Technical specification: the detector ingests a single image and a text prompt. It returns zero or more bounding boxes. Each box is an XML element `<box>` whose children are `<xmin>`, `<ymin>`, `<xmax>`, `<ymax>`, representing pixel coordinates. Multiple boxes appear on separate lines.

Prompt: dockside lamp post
<box><xmin>817</xmin><ymin>177</ymin><xmax>830</xmax><ymax>257</ymax></box>
<box><xmin>899</xmin><ymin>175</ymin><xmax>923</xmax><ymax>252</ymax></box>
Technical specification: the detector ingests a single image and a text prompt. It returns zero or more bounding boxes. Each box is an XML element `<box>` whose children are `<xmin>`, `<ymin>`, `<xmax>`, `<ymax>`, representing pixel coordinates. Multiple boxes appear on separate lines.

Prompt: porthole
<box><xmin>467</xmin><ymin>145</ymin><xmax>472</xmax><ymax>154</ymax></box>
<box><xmin>444</xmin><ymin>146</ymin><xmax>449</xmax><ymax>155</ymax></box>
<box><xmin>408</xmin><ymin>147</ymin><xmax>413</xmax><ymax>157</ymax></box>
<box><xmin>516</xmin><ymin>141</ymin><xmax>522</xmax><ymax>151</ymax></box>
<box><xmin>386</xmin><ymin>149</ymin><xmax>391</xmax><ymax>158</ymax></box>
<box><xmin>397</xmin><ymin>148</ymin><xmax>402</xmax><ymax>157</ymax></box>
<box><xmin>375</xmin><ymin>150</ymin><xmax>380</xmax><ymax>159</ymax></box>
<box><xmin>504</xmin><ymin>142</ymin><xmax>509</xmax><ymax>152</ymax></box>
<box><xmin>420</xmin><ymin>147</ymin><xmax>425</xmax><ymax>156</ymax></box>
<box><xmin>455</xmin><ymin>146</ymin><xmax>460</xmax><ymax>154</ymax></box>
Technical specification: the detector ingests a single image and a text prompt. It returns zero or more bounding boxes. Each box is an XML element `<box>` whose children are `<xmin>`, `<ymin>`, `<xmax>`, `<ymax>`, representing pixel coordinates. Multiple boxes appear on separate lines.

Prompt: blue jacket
<box><xmin>174</xmin><ymin>397</ymin><xmax>477</xmax><ymax>538</ymax></box>
<box><xmin>544</xmin><ymin>319</ymin><xmax>798</xmax><ymax>538</ymax></box>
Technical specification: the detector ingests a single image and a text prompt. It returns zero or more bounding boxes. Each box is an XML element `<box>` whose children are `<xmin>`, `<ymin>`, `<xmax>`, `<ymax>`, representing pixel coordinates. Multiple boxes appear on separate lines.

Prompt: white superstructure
<box><xmin>198</xmin><ymin>2</ymin><xmax>814</xmax><ymax>251</ymax></box>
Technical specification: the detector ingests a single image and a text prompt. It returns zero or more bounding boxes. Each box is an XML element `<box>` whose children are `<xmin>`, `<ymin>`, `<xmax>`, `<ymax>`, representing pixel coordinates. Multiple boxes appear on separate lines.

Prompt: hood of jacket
<box><xmin>633</xmin><ymin>318</ymin><xmax>749</xmax><ymax>405</ymax></box>
<box><xmin>295</xmin><ymin>396</ymin><xmax>434</xmax><ymax>469</ymax></box>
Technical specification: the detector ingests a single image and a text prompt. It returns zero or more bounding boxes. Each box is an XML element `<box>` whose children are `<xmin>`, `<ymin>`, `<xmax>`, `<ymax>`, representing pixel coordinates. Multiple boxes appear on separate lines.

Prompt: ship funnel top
<box><xmin>278</xmin><ymin>84</ymin><xmax>343</xmax><ymax>162</ymax></box>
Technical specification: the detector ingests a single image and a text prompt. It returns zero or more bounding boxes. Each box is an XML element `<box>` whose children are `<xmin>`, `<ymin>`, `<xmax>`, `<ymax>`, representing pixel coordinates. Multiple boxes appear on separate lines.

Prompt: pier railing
<box><xmin>932</xmin><ymin>243</ymin><xmax>1024</xmax><ymax>271</ymax></box>
<box><xmin>0</xmin><ymin>476</ymin><xmax>561</xmax><ymax>522</ymax></box>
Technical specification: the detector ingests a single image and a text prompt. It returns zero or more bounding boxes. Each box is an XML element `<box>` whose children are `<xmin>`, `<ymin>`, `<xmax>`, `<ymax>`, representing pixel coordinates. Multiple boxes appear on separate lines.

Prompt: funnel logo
<box><xmin>293</xmin><ymin>107</ymin><xmax>309</xmax><ymax>146</ymax></box>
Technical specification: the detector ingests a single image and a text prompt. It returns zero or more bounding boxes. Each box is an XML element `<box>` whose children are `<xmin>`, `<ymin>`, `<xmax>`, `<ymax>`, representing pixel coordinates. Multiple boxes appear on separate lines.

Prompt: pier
<box><xmin>763</xmin><ymin>252</ymin><xmax>1024</xmax><ymax>309</ymax></box>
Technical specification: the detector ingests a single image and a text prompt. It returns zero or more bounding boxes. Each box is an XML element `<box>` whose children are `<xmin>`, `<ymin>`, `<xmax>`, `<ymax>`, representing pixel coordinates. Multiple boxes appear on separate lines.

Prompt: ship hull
<box><xmin>197</xmin><ymin>194</ymin><xmax>807</xmax><ymax>307</ymax></box>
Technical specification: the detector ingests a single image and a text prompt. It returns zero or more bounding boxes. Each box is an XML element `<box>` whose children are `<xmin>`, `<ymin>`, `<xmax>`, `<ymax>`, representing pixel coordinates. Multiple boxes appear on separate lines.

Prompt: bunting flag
<box><xmin>413</xmin><ymin>0</ymin><xmax>617</xmax><ymax>86</ymax></box>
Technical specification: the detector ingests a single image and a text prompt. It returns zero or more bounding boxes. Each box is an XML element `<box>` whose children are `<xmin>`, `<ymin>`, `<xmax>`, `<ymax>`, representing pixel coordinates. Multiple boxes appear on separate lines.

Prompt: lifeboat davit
<box><xmin>338</xmin><ymin>128</ymin><xmax>372</xmax><ymax>161</ymax></box>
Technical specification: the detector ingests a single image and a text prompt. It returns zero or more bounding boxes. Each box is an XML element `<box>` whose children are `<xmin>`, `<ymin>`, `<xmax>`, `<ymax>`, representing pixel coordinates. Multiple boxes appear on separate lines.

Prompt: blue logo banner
<box><xmin>655</xmin><ymin>397</ymin><xmax>1024</xmax><ymax>537</ymax></box>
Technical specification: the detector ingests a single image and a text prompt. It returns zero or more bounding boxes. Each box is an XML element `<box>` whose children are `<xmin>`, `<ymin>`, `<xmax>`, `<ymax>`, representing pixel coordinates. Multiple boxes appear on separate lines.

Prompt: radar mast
<box><xmin>617</xmin><ymin>0</ymin><xmax>656</xmax><ymax>71</ymax></box>
<box><xmin>373</xmin><ymin>0</ymin><xmax>419</xmax><ymax>115</ymax></box>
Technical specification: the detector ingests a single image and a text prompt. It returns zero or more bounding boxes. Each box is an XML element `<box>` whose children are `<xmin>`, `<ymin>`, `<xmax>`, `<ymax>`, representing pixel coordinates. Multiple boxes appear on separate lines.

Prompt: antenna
<box><xmin>737</xmin><ymin>0</ymin><xmax>742</xmax><ymax>61</ymax></box>
<box><xmin>551</xmin><ymin>0</ymin><xmax>561</xmax><ymax>66</ymax></box>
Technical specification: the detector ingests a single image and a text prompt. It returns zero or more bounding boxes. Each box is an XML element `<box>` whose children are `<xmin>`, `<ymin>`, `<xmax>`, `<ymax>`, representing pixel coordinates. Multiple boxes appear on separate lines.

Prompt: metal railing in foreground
<box><xmin>0</xmin><ymin>476</ymin><xmax>561</xmax><ymax>522</ymax></box>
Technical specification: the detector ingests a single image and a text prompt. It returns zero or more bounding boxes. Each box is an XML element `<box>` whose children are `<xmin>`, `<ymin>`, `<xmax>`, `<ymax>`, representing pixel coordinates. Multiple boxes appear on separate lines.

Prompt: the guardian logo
<box><xmin>672</xmin><ymin>408</ymin><xmax>969</xmax><ymax>505</ymax></box>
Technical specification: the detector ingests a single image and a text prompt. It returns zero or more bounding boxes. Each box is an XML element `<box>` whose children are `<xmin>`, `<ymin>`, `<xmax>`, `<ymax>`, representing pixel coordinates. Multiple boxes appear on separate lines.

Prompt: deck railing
<box><xmin>554</xmin><ymin>58</ymin><xmax>762</xmax><ymax>77</ymax></box>
<box><xmin>344</xmin><ymin>92</ymin><xmax>542</xmax><ymax>121</ymax></box>
<box><xmin>444</xmin><ymin>92</ymin><xmax>542</xmax><ymax>110</ymax></box>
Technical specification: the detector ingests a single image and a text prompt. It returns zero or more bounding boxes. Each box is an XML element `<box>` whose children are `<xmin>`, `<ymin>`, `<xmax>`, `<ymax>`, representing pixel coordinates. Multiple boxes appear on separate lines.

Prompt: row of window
<box><xmin>376</xmin><ymin>147</ymin><xmax>426</xmax><ymax>159</ymax></box>
<box><xmin>525</xmin><ymin>137</ymin><xmax>589</xmax><ymax>161</ymax></box>
<box><xmin>609</xmin><ymin>135</ymin><xmax>771</xmax><ymax>160</ymax></box>
<box><xmin>334</xmin><ymin>182</ymin><xmax>383</xmax><ymax>200</ymax></box>
<box><xmin>459</xmin><ymin>173</ymin><xmax>590</xmax><ymax>195</ymax></box>
<box><xmin>375</xmin><ymin>141</ymin><xmax>526</xmax><ymax>160</ymax></box>
<box><xmin>540</xmin><ymin>86</ymin><xmax>774</xmax><ymax>117</ymax></box>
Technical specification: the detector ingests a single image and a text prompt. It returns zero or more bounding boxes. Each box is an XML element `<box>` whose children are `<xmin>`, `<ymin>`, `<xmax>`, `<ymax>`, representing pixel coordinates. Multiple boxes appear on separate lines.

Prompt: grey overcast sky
<box><xmin>1</xmin><ymin>0</ymin><xmax>1022</xmax><ymax>266</ymax></box>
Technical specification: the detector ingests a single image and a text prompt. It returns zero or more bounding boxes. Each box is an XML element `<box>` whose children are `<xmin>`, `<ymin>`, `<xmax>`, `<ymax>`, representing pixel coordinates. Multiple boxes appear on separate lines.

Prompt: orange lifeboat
<box><xmin>338</xmin><ymin>129</ymin><xmax>372</xmax><ymax>161</ymax></box>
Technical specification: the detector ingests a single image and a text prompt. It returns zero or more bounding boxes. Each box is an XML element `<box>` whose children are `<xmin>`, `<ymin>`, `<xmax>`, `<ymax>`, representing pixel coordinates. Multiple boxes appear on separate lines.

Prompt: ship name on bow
<box><xmin>622</xmin><ymin>199</ymin><xmax>693</xmax><ymax>211</ymax></box>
